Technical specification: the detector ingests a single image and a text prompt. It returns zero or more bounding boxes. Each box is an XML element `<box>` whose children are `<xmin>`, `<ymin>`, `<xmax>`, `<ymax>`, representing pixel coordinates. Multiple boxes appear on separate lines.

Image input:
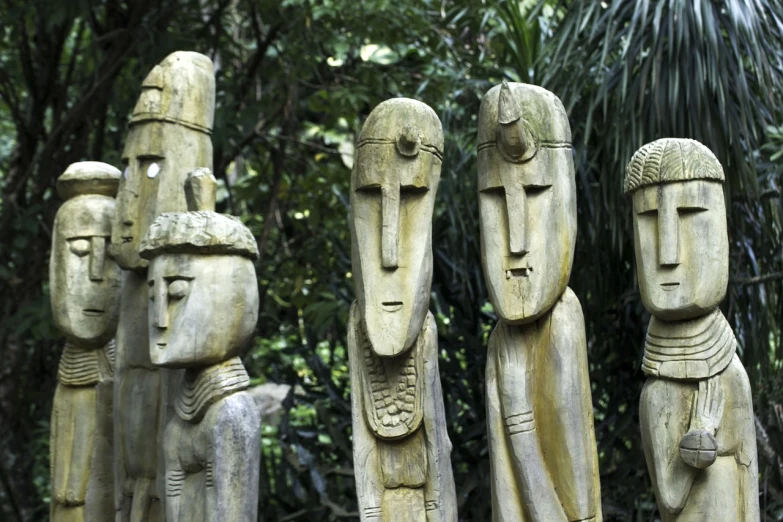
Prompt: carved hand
<box><xmin>495</xmin><ymin>332</ymin><xmax>533</xmax><ymax>420</ymax></box>
<box><xmin>690</xmin><ymin>376</ymin><xmax>725</xmax><ymax>434</ymax></box>
<box><xmin>679</xmin><ymin>377</ymin><xmax>724</xmax><ymax>469</ymax></box>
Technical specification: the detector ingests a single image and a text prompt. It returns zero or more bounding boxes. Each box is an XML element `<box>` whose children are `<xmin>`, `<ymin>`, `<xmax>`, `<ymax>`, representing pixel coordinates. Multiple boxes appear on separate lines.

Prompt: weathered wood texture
<box><xmin>477</xmin><ymin>82</ymin><xmax>601</xmax><ymax>522</ymax></box>
<box><xmin>348</xmin><ymin>98</ymin><xmax>456</xmax><ymax>521</ymax></box>
<box><xmin>49</xmin><ymin>162</ymin><xmax>122</xmax><ymax>522</ymax></box>
<box><xmin>110</xmin><ymin>51</ymin><xmax>215</xmax><ymax>522</ymax></box>
<box><xmin>139</xmin><ymin>171</ymin><xmax>261</xmax><ymax>522</ymax></box>
<box><xmin>626</xmin><ymin>138</ymin><xmax>760</xmax><ymax>521</ymax></box>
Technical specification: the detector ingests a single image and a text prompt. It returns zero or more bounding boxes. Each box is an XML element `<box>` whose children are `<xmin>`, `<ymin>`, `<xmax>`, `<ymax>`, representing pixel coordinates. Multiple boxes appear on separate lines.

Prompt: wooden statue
<box><xmin>348</xmin><ymin>98</ymin><xmax>457</xmax><ymax>522</ymax></box>
<box><xmin>626</xmin><ymin>138</ymin><xmax>759</xmax><ymax>521</ymax></box>
<box><xmin>138</xmin><ymin>169</ymin><xmax>261</xmax><ymax>522</ymax></box>
<box><xmin>110</xmin><ymin>51</ymin><xmax>215</xmax><ymax>522</ymax></box>
<box><xmin>49</xmin><ymin>161</ymin><xmax>122</xmax><ymax>522</ymax></box>
<box><xmin>477</xmin><ymin>81</ymin><xmax>601</xmax><ymax>522</ymax></box>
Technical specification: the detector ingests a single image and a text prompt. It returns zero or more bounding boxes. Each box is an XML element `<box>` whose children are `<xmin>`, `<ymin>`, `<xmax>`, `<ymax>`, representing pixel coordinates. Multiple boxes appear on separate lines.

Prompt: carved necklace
<box><xmin>642</xmin><ymin>308</ymin><xmax>736</xmax><ymax>380</ymax></box>
<box><xmin>176</xmin><ymin>357</ymin><xmax>250</xmax><ymax>423</ymax></box>
<box><xmin>57</xmin><ymin>339</ymin><xmax>115</xmax><ymax>386</ymax></box>
<box><xmin>359</xmin><ymin>322</ymin><xmax>425</xmax><ymax>440</ymax></box>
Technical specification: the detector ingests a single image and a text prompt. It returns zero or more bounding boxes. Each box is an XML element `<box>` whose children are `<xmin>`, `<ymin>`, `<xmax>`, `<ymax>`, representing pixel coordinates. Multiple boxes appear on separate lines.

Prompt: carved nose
<box><xmin>153</xmin><ymin>284</ymin><xmax>168</xmax><ymax>329</ymax></box>
<box><xmin>381</xmin><ymin>184</ymin><xmax>400</xmax><ymax>269</ymax></box>
<box><xmin>89</xmin><ymin>237</ymin><xmax>106</xmax><ymax>281</ymax></box>
<box><xmin>658</xmin><ymin>205</ymin><xmax>680</xmax><ymax>267</ymax></box>
<box><xmin>505</xmin><ymin>188</ymin><xmax>527</xmax><ymax>256</ymax></box>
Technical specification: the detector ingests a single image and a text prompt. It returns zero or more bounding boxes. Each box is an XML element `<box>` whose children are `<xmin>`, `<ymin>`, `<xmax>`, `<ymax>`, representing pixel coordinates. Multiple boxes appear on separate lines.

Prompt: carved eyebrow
<box><xmin>163</xmin><ymin>274</ymin><xmax>194</xmax><ymax>281</ymax></box>
<box><xmin>355</xmin><ymin>139</ymin><xmax>443</xmax><ymax>160</ymax></box>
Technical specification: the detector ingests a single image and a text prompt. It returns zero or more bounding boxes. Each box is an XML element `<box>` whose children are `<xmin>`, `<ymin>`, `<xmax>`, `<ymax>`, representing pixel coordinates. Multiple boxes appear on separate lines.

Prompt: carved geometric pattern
<box><xmin>624</xmin><ymin>138</ymin><xmax>724</xmax><ymax>194</ymax></box>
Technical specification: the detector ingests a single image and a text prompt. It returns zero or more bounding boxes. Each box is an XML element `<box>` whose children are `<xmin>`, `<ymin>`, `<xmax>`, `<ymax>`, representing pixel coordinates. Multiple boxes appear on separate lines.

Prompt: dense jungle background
<box><xmin>2</xmin><ymin>0</ymin><xmax>783</xmax><ymax>520</ymax></box>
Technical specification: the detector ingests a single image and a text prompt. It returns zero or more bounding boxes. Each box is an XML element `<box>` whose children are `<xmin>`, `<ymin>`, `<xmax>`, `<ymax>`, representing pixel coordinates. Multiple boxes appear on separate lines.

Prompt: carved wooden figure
<box><xmin>110</xmin><ymin>51</ymin><xmax>215</xmax><ymax>522</ymax></box>
<box><xmin>50</xmin><ymin>162</ymin><xmax>122</xmax><ymax>522</ymax></box>
<box><xmin>139</xmin><ymin>170</ymin><xmax>261</xmax><ymax>522</ymax></box>
<box><xmin>477</xmin><ymin>82</ymin><xmax>601</xmax><ymax>522</ymax></box>
<box><xmin>626</xmin><ymin>138</ymin><xmax>759</xmax><ymax>521</ymax></box>
<box><xmin>348</xmin><ymin>98</ymin><xmax>456</xmax><ymax>522</ymax></box>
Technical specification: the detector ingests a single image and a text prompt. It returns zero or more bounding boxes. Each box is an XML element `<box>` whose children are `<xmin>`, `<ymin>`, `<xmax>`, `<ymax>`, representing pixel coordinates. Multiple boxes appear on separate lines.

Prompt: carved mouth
<box><xmin>661</xmin><ymin>282</ymin><xmax>680</xmax><ymax>291</ymax></box>
<box><xmin>121</xmin><ymin>236</ymin><xmax>133</xmax><ymax>243</ymax></box>
<box><xmin>381</xmin><ymin>301</ymin><xmax>403</xmax><ymax>312</ymax></box>
<box><xmin>156</xmin><ymin>342</ymin><xmax>167</xmax><ymax>349</ymax></box>
<box><xmin>505</xmin><ymin>267</ymin><xmax>531</xmax><ymax>279</ymax></box>
<box><xmin>82</xmin><ymin>309</ymin><xmax>104</xmax><ymax>317</ymax></box>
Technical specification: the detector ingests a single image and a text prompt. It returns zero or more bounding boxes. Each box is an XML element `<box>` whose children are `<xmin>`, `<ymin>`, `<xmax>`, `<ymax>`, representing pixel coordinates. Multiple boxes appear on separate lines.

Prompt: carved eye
<box><xmin>524</xmin><ymin>184</ymin><xmax>552</xmax><ymax>196</ymax></box>
<box><xmin>679</xmin><ymin>206</ymin><xmax>708</xmax><ymax>215</ymax></box>
<box><xmin>147</xmin><ymin>163</ymin><xmax>161</xmax><ymax>179</ymax></box>
<box><xmin>168</xmin><ymin>279</ymin><xmax>189</xmax><ymax>300</ymax></box>
<box><xmin>69</xmin><ymin>238</ymin><xmax>91</xmax><ymax>256</ymax></box>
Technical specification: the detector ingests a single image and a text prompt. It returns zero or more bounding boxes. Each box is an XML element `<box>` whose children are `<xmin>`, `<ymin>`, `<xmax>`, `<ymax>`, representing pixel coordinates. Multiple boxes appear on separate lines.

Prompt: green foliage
<box><xmin>1</xmin><ymin>1</ymin><xmax>783</xmax><ymax>521</ymax></box>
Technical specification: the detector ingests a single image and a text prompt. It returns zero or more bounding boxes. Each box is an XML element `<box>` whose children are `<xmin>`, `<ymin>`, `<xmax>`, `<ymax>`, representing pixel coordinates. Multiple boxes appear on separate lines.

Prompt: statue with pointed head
<box><xmin>111</xmin><ymin>51</ymin><xmax>215</xmax><ymax>271</ymax></box>
<box><xmin>49</xmin><ymin>162</ymin><xmax>121</xmax><ymax>522</ymax></box>
<box><xmin>111</xmin><ymin>51</ymin><xmax>215</xmax><ymax>522</ymax></box>
<box><xmin>627</xmin><ymin>138</ymin><xmax>759</xmax><ymax>521</ymax></box>
<box><xmin>348</xmin><ymin>98</ymin><xmax>456</xmax><ymax>522</ymax></box>
<box><xmin>478</xmin><ymin>81</ymin><xmax>576</xmax><ymax>325</ymax></box>
<box><xmin>478</xmin><ymin>82</ymin><xmax>600</xmax><ymax>522</ymax></box>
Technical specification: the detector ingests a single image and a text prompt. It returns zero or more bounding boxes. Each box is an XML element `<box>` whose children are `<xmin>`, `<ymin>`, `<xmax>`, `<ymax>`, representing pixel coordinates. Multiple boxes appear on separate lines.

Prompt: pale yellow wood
<box><xmin>138</xmin><ymin>174</ymin><xmax>261</xmax><ymax>522</ymax></box>
<box><xmin>348</xmin><ymin>98</ymin><xmax>456</xmax><ymax>521</ymax></box>
<box><xmin>110</xmin><ymin>51</ymin><xmax>215</xmax><ymax>522</ymax></box>
<box><xmin>478</xmin><ymin>82</ymin><xmax>601</xmax><ymax>522</ymax></box>
<box><xmin>626</xmin><ymin>138</ymin><xmax>760</xmax><ymax>521</ymax></box>
<box><xmin>49</xmin><ymin>162</ymin><xmax>122</xmax><ymax>522</ymax></box>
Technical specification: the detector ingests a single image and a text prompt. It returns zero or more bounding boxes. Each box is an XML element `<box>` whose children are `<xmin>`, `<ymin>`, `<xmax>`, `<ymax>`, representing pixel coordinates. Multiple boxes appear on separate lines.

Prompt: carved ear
<box><xmin>497</xmin><ymin>80</ymin><xmax>531</xmax><ymax>160</ymax></box>
<box><xmin>185</xmin><ymin>168</ymin><xmax>217</xmax><ymax>212</ymax></box>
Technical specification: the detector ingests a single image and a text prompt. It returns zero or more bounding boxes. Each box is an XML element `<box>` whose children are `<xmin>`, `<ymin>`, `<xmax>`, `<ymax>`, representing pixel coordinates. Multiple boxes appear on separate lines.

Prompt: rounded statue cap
<box><xmin>56</xmin><ymin>161</ymin><xmax>121</xmax><ymax>200</ymax></box>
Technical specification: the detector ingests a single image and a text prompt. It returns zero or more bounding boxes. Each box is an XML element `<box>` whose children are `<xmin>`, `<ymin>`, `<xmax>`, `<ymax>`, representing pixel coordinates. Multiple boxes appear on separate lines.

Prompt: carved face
<box><xmin>147</xmin><ymin>253</ymin><xmax>259</xmax><ymax>367</ymax></box>
<box><xmin>50</xmin><ymin>195</ymin><xmax>122</xmax><ymax>346</ymax></box>
<box><xmin>478</xmin><ymin>83</ymin><xmax>576</xmax><ymax>324</ymax></box>
<box><xmin>350</xmin><ymin>100</ymin><xmax>442</xmax><ymax>357</ymax></box>
<box><xmin>632</xmin><ymin>180</ymin><xmax>728</xmax><ymax>320</ymax></box>
<box><xmin>111</xmin><ymin>121</ymin><xmax>212</xmax><ymax>271</ymax></box>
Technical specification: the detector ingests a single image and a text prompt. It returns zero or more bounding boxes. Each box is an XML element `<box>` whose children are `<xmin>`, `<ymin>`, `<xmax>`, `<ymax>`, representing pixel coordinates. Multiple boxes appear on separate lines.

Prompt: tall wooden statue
<box><xmin>110</xmin><ymin>51</ymin><xmax>215</xmax><ymax>522</ymax></box>
<box><xmin>626</xmin><ymin>138</ymin><xmax>759</xmax><ymax>521</ymax></box>
<box><xmin>139</xmin><ymin>170</ymin><xmax>261</xmax><ymax>522</ymax></box>
<box><xmin>348</xmin><ymin>98</ymin><xmax>457</xmax><ymax>522</ymax></box>
<box><xmin>49</xmin><ymin>161</ymin><xmax>122</xmax><ymax>522</ymax></box>
<box><xmin>477</xmin><ymin>82</ymin><xmax>601</xmax><ymax>522</ymax></box>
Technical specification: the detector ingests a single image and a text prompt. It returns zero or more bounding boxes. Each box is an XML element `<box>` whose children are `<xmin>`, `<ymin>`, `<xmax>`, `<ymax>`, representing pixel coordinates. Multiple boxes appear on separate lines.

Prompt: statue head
<box><xmin>477</xmin><ymin>82</ymin><xmax>576</xmax><ymax>324</ymax></box>
<box><xmin>111</xmin><ymin>51</ymin><xmax>215</xmax><ymax>271</ymax></box>
<box><xmin>140</xmin><ymin>182</ymin><xmax>259</xmax><ymax>368</ymax></box>
<box><xmin>350</xmin><ymin>98</ymin><xmax>443</xmax><ymax>357</ymax></box>
<box><xmin>625</xmin><ymin>138</ymin><xmax>728</xmax><ymax>321</ymax></box>
<box><xmin>50</xmin><ymin>162</ymin><xmax>122</xmax><ymax>347</ymax></box>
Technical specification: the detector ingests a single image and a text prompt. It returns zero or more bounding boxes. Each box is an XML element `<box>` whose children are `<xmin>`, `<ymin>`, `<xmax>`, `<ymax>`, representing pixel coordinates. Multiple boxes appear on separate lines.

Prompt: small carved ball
<box><xmin>679</xmin><ymin>429</ymin><xmax>718</xmax><ymax>469</ymax></box>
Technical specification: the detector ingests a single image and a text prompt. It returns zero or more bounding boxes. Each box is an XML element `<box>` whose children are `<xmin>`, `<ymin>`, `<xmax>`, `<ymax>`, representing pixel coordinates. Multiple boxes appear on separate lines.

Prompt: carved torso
<box><xmin>51</xmin><ymin>340</ymin><xmax>116</xmax><ymax>520</ymax></box>
<box><xmin>349</xmin><ymin>303</ymin><xmax>455</xmax><ymax>522</ymax></box>
<box><xmin>485</xmin><ymin>287</ymin><xmax>600</xmax><ymax>522</ymax></box>
<box><xmin>163</xmin><ymin>359</ymin><xmax>260</xmax><ymax>522</ymax></box>
<box><xmin>639</xmin><ymin>311</ymin><xmax>758</xmax><ymax>521</ymax></box>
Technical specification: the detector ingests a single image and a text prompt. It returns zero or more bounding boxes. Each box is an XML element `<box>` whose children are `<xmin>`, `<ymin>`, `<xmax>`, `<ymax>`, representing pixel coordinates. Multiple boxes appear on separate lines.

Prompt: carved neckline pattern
<box><xmin>57</xmin><ymin>339</ymin><xmax>116</xmax><ymax>386</ymax></box>
<box><xmin>642</xmin><ymin>308</ymin><xmax>736</xmax><ymax>380</ymax></box>
<box><xmin>175</xmin><ymin>357</ymin><xmax>250</xmax><ymax>423</ymax></box>
<box><xmin>359</xmin><ymin>322</ymin><xmax>425</xmax><ymax>440</ymax></box>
